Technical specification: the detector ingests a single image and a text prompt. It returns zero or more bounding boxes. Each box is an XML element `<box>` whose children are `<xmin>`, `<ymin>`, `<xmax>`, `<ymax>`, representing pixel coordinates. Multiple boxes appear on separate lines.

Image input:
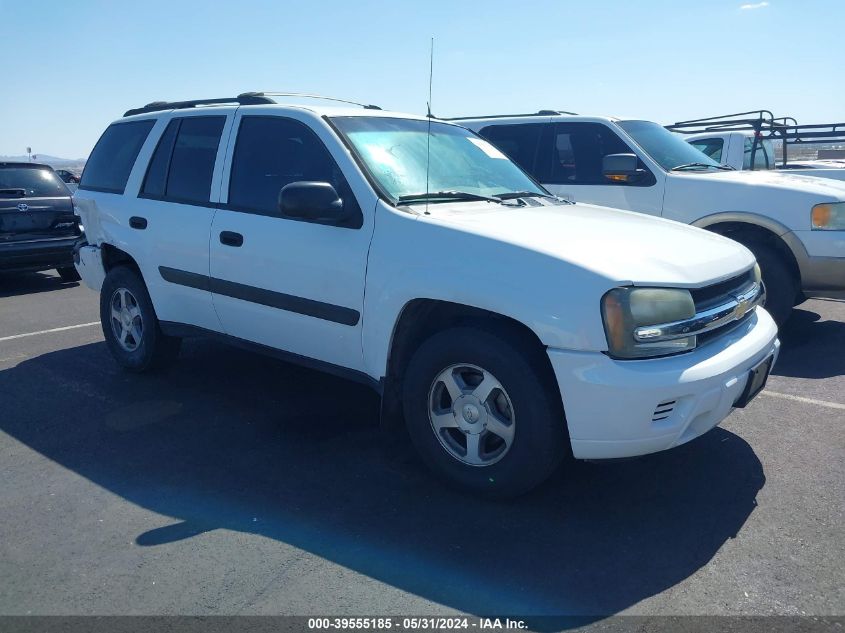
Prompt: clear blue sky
<box><xmin>2</xmin><ymin>0</ymin><xmax>842</xmax><ymax>158</ymax></box>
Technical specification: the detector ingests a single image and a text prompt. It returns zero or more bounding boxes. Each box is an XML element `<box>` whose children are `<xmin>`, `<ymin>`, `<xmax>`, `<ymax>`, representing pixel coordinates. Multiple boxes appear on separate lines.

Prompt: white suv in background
<box><xmin>73</xmin><ymin>94</ymin><xmax>778</xmax><ymax>496</ymax></box>
<box><xmin>459</xmin><ymin>112</ymin><xmax>845</xmax><ymax>325</ymax></box>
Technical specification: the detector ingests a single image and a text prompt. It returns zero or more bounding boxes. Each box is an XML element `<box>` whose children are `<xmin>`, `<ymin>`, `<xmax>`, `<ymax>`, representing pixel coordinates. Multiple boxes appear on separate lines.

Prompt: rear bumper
<box><xmin>0</xmin><ymin>236</ymin><xmax>79</xmax><ymax>272</ymax></box>
<box><xmin>547</xmin><ymin>308</ymin><xmax>779</xmax><ymax>460</ymax></box>
<box><xmin>73</xmin><ymin>243</ymin><xmax>106</xmax><ymax>291</ymax></box>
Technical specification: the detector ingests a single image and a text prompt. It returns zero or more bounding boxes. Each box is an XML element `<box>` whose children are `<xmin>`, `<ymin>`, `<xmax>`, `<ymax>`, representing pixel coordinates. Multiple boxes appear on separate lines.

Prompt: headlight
<box><xmin>601</xmin><ymin>287</ymin><xmax>696</xmax><ymax>359</ymax></box>
<box><xmin>811</xmin><ymin>202</ymin><xmax>845</xmax><ymax>230</ymax></box>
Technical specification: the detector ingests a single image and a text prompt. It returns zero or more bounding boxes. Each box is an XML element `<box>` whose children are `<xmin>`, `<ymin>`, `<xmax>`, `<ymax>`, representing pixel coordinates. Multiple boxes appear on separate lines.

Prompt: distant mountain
<box><xmin>0</xmin><ymin>154</ymin><xmax>86</xmax><ymax>164</ymax></box>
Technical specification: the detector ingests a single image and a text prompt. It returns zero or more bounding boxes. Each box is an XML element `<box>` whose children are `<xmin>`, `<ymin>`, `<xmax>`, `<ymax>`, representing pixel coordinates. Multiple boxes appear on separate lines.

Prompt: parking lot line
<box><xmin>762</xmin><ymin>390</ymin><xmax>845</xmax><ymax>411</ymax></box>
<box><xmin>0</xmin><ymin>322</ymin><xmax>100</xmax><ymax>344</ymax></box>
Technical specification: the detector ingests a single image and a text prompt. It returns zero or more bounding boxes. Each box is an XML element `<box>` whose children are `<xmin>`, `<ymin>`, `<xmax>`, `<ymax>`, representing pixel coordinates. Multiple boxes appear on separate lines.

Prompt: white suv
<box><xmin>73</xmin><ymin>94</ymin><xmax>779</xmax><ymax>496</ymax></box>
<box><xmin>459</xmin><ymin>112</ymin><xmax>845</xmax><ymax>326</ymax></box>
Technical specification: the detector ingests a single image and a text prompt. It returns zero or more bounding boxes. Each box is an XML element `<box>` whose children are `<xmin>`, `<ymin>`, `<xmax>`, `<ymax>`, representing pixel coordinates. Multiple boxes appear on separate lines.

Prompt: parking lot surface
<box><xmin>0</xmin><ymin>271</ymin><xmax>843</xmax><ymax>619</ymax></box>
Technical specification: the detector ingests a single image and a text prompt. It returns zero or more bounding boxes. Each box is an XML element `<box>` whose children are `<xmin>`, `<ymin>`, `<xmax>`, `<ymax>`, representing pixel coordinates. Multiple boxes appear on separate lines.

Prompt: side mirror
<box><xmin>278</xmin><ymin>181</ymin><xmax>350</xmax><ymax>224</ymax></box>
<box><xmin>602</xmin><ymin>153</ymin><xmax>646</xmax><ymax>183</ymax></box>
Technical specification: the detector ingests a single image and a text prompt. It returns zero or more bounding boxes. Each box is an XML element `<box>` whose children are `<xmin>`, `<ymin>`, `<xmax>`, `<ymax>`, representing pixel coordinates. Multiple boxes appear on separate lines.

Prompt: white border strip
<box><xmin>762</xmin><ymin>390</ymin><xmax>845</xmax><ymax>411</ymax></box>
<box><xmin>0</xmin><ymin>322</ymin><xmax>100</xmax><ymax>344</ymax></box>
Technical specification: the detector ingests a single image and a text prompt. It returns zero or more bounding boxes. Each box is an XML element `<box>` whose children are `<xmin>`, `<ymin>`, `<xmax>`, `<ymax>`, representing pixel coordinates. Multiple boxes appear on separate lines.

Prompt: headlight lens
<box><xmin>811</xmin><ymin>202</ymin><xmax>845</xmax><ymax>230</ymax></box>
<box><xmin>601</xmin><ymin>287</ymin><xmax>696</xmax><ymax>359</ymax></box>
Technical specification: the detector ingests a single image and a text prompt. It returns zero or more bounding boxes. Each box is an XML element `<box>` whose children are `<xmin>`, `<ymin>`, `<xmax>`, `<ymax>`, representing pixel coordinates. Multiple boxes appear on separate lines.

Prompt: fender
<box><xmin>692</xmin><ymin>211</ymin><xmax>793</xmax><ymax>237</ymax></box>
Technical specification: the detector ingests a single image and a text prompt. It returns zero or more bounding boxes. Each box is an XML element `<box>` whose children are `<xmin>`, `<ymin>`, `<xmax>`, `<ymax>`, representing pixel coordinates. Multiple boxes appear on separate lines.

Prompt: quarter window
<box><xmin>79</xmin><ymin>120</ymin><xmax>155</xmax><ymax>193</ymax></box>
<box><xmin>228</xmin><ymin>116</ymin><xmax>360</xmax><ymax>224</ymax></box>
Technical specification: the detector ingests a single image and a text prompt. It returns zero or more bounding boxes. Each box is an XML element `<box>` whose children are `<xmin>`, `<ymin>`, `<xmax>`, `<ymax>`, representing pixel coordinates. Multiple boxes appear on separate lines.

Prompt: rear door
<box><xmin>0</xmin><ymin>165</ymin><xmax>77</xmax><ymax>243</ymax></box>
<box><xmin>130</xmin><ymin>112</ymin><xmax>233</xmax><ymax>332</ymax></box>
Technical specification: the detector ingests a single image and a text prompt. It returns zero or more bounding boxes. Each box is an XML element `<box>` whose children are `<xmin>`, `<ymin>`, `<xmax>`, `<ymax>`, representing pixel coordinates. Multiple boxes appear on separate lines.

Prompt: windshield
<box><xmin>617</xmin><ymin>121</ymin><xmax>723</xmax><ymax>171</ymax></box>
<box><xmin>0</xmin><ymin>167</ymin><xmax>69</xmax><ymax>197</ymax></box>
<box><xmin>331</xmin><ymin>117</ymin><xmax>547</xmax><ymax>203</ymax></box>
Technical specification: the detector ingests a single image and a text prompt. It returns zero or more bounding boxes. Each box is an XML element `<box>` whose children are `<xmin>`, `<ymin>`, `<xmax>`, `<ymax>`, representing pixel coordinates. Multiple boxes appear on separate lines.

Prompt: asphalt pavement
<box><xmin>0</xmin><ymin>271</ymin><xmax>842</xmax><ymax>622</ymax></box>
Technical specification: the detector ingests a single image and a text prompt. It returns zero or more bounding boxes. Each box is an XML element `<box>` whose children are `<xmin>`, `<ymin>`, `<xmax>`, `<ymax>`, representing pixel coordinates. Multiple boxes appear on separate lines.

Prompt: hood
<box><xmin>419</xmin><ymin>200</ymin><xmax>754</xmax><ymax>288</ymax></box>
<box><xmin>677</xmin><ymin>168</ymin><xmax>845</xmax><ymax>198</ymax></box>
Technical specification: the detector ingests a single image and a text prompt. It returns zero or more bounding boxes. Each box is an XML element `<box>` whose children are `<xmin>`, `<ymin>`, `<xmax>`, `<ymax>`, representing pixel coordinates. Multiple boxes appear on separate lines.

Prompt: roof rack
<box><xmin>666</xmin><ymin>110</ymin><xmax>783</xmax><ymax>135</ymax></box>
<box><xmin>123</xmin><ymin>92</ymin><xmax>382</xmax><ymax>118</ymax></box>
<box><xmin>446</xmin><ymin>110</ymin><xmax>577</xmax><ymax>121</ymax></box>
<box><xmin>123</xmin><ymin>94</ymin><xmax>276</xmax><ymax>117</ymax></box>
<box><xmin>668</xmin><ymin>110</ymin><xmax>845</xmax><ymax>166</ymax></box>
<box><xmin>239</xmin><ymin>92</ymin><xmax>382</xmax><ymax>110</ymax></box>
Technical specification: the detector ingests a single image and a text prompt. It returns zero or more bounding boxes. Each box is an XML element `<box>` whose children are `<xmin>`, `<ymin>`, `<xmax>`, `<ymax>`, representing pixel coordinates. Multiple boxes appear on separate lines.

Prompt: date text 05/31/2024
<box><xmin>307</xmin><ymin>617</ymin><xmax>528</xmax><ymax>630</ymax></box>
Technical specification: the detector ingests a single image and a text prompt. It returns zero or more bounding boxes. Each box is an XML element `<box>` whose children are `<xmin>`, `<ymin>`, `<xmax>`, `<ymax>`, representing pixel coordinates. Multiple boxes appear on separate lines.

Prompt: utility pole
<box><xmin>26</xmin><ymin>147</ymin><xmax>32</xmax><ymax>162</ymax></box>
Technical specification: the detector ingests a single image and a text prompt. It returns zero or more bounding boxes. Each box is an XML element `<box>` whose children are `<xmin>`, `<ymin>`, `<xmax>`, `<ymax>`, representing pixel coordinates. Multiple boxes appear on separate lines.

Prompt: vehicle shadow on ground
<box><xmin>0</xmin><ymin>339</ymin><xmax>766</xmax><ymax>623</ymax></box>
<box><xmin>0</xmin><ymin>271</ymin><xmax>79</xmax><ymax>298</ymax></box>
<box><xmin>772</xmin><ymin>307</ymin><xmax>845</xmax><ymax>379</ymax></box>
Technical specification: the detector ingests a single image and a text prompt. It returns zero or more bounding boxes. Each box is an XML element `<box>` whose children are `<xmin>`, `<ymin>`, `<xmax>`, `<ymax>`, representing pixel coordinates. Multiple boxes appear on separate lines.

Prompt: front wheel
<box><xmin>745</xmin><ymin>242</ymin><xmax>798</xmax><ymax>327</ymax></box>
<box><xmin>402</xmin><ymin>326</ymin><xmax>567</xmax><ymax>498</ymax></box>
<box><xmin>100</xmin><ymin>266</ymin><xmax>181</xmax><ymax>372</ymax></box>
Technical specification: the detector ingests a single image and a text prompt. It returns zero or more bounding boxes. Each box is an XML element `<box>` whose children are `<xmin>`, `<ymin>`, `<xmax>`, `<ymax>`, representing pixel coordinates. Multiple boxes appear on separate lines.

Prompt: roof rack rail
<box><xmin>446</xmin><ymin>109</ymin><xmax>577</xmax><ymax>121</ymax></box>
<box><xmin>667</xmin><ymin>111</ymin><xmax>845</xmax><ymax>166</ymax></box>
<box><xmin>666</xmin><ymin>110</ymin><xmax>781</xmax><ymax>135</ymax></box>
<box><xmin>123</xmin><ymin>94</ymin><xmax>276</xmax><ymax>117</ymax></box>
<box><xmin>239</xmin><ymin>92</ymin><xmax>382</xmax><ymax>110</ymax></box>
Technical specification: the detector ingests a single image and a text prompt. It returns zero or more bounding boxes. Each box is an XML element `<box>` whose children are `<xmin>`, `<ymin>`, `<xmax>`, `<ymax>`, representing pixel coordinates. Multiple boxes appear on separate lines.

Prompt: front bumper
<box><xmin>0</xmin><ymin>235</ymin><xmax>78</xmax><ymax>273</ymax></box>
<box><xmin>547</xmin><ymin>307</ymin><xmax>780</xmax><ymax>460</ymax></box>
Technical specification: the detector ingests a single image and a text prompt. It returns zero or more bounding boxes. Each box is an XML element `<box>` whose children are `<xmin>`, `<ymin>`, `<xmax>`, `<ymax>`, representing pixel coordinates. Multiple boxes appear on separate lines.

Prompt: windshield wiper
<box><xmin>397</xmin><ymin>190</ymin><xmax>503</xmax><ymax>205</ymax></box>
<box><xmin>494</xmin><ymin>191</ymin><xmax>558</xmax><ymax>201</ymax></box>
<box><xmin>672</xmin><ymin>162</ymin><xmax>734</xmax><ymax>172</ymax></box>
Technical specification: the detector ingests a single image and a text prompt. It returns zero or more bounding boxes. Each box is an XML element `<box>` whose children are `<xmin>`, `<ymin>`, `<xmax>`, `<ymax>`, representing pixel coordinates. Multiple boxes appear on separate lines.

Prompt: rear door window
<box><xmin>743</xmin><ymin>137</ymin><xmax>773</xmax><ymax>170</ymax></box>
<box><xmin>146</xmin><ymin>116</ymin><xmax>226</xmax><ymax>204</ymax></box>
<box><xmin>477</xmin><ymin>124</ymin><xmax>544</xmax><ymax>174</ymax></box>
<box><xmin>79</xmin><ymin>120</ymin><xmax>155</xmax><ymax>193</ymax></box>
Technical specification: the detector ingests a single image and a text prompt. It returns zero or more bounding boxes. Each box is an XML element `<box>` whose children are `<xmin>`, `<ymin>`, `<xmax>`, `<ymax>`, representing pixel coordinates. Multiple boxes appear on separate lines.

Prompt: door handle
<box><xmin>129</xmin><ymin>216</ymin><xmax>147</xmax><ymax>230</ymax></box>
<box><xmin>219</xmin><ymin>231</ymin><xmax>244</xmax><ymax>247</ymax></box>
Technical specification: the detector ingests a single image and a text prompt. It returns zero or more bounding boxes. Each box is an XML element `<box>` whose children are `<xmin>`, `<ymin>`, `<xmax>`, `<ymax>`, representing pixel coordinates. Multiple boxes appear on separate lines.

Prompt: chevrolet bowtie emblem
<box><xmin>735</xmin><ymin>297</ymin><xmax>750</xmax><ymax>319</ymax></box>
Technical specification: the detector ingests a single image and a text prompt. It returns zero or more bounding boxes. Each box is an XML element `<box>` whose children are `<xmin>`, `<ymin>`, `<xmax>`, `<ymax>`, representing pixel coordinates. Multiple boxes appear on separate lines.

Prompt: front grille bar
<box><xmin>634</xmin><ymin>282</ymin><xmax>764</xmax><ymax>343</ymax></box>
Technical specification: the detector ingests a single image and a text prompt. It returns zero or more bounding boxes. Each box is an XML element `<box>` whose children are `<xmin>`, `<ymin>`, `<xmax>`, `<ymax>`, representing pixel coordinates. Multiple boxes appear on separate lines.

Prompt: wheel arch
<box><xmin>694</xmin><ymin>213</ymin><xmax>801</xmax><ymax>286</ymax></box>
<box><xmin>379</xmin><ymin>299</ymin><xmax>565</xmax><ymax>434</ymax></box>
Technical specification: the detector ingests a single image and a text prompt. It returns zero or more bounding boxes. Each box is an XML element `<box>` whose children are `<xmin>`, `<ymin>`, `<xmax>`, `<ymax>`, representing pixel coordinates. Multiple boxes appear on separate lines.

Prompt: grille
<box><xmin>690</xmin><ymin>270</ymin><xmax>758</xmax><ymax>345</ymax></box>
<box><xmin>652</xmin><ymin>400</ymin><xmax>676</xmax><ymax>422</ymax></box>
<box><xmin>690</xmin><ymin>270</ymin><xmax>754</xmax><ymax>310</ymax></box>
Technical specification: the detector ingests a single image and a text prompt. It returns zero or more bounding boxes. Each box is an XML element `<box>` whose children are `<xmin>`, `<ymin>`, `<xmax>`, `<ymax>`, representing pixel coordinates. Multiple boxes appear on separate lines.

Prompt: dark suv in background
<box><xmin>0</xmin><ymin>162</ymin><xmax>82</xmax><ymax>281</ymax></box>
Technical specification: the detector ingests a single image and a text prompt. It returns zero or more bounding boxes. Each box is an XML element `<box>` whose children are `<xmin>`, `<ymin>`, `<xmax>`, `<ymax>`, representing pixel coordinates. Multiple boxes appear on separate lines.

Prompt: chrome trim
<box><xmin>634</xmin><ymin>282</ymin><xmax>764</xmax><ymax>343</ymax></box>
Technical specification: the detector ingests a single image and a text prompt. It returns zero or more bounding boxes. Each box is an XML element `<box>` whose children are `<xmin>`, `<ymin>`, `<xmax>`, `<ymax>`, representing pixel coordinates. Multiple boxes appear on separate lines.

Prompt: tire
<box><xmin>402</xmin><ymin>325</ymin><xmax>567</xmax><ymax>498</ymax></box>
<box><xmin>744</xmin><ymin>241</ymin><xmax>797</xmax><ymax>328</ymax></box>
<box><xmin>100</xmin><ymin>266</ymin><xmax>181</xmax><ymax>372</ymax></box>
<box><xmin>56</xmin><ymin>266</ymin><xmax>81</xmax><ymax>282</ymax></box>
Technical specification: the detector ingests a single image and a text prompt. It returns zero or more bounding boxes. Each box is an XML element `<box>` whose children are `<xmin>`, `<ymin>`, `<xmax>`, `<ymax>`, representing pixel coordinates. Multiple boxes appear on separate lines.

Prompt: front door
<box><xmin>540</xmin><ymin>122</ymin><xmax>665</xmax><ymax>216</ymax></box>
<box><xmin>209</xmin><ymin>112</ymin><xmax>375</xmax><ymax>372</ymax></box>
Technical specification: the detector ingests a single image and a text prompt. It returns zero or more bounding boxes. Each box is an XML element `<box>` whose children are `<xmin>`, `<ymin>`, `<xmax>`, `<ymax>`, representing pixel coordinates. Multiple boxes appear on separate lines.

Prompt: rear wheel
<box><xmin>56</xmin><ymin>266</ymin><xmax>81</xmax><ymax>282</ymax></box>
<box><xmin>744</xmin><ymin>242</ymin><xmax>797</xmax><ymax>327</ymax></box>
<box><xmin>100</xmin><ymin>266</ymin><xmax>181</xmax><ymax>372</ymax></box>
<box><xmin>402</xmin><ymin>326</ymin><xmax>567</xmax><ymax>498</ymax></box>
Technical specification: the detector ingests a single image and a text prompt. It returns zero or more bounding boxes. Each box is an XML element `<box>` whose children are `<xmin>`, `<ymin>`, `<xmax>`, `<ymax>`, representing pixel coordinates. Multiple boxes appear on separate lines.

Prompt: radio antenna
<box><xmin>425</xmin><ymin>37</ymin><xmax>434</xmax><ymax>214</ymax></box>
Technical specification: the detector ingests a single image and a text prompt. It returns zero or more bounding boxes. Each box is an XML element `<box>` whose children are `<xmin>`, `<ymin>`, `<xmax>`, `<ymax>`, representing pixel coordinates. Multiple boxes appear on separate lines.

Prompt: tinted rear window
<box><xmin>0</xmin><ymin>167</ymin><xmax>69</xmax><ymax>198</ymax></box>
<box><xmin>79</xmin><ymin>120</ymin><xmax>155</xmax><ymax>193</ymax></box>
<box><xmin>161</xmin><ymin>116</ymin><xmax>225</xmax><ymax>204</ymax></box>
